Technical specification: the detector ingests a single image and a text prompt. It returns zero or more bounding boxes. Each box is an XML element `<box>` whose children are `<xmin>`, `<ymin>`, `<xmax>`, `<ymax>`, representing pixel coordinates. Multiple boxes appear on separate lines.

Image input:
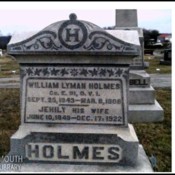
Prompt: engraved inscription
<box><xmin>25</xmin><ymin>143</ymin><xmax>122</xmax><ymax>163</ymax></box>
<box><xmin>22</xmin><ymin>65</ymin><xmax>128</xmax><ymax>125</ymax></box>
<box><xmin>129</xmin><ymin>79</ymin><xmax>148</xmax><ymax>86</ymax></box>
<box><xmin>58</xmin><ymin>20</ymin><xmax>88</xmax><ymax>49</ymax></box>
<box><xmin>25</xmin><ymin>79</ymin><xmax>124</xmax><ymax>125</ymax></box>
<box><xmin>65</xmin><ymin>28</ymin><xmax>80</xmax><ymax>42</ymax></box>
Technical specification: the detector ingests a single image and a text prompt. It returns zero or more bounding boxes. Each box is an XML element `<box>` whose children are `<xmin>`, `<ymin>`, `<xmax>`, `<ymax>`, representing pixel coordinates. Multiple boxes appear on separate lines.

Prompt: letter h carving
<box><xmin>65</xmin><ymin>28</ymin><xmax>80</xmax><ymax>42</ymax></box>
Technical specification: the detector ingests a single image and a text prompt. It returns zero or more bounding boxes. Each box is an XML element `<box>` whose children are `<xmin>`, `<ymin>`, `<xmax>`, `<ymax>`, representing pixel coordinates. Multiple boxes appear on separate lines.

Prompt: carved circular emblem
<box><xmin>58</xmin><ymin>14</ymin><xmax>88</xmax><ymax>50</ymax></box>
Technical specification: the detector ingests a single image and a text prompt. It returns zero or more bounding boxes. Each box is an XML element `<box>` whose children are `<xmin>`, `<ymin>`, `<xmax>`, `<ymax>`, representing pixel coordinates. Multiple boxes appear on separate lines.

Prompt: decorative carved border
<box><xmin>8</xmin><ymin>14</ymin><xmax>140</xmax><ymax>55</ymax></box>
<box><xmin>21</xmin><ymin>66</ymin><xmax>129</xmax><ymax>80</ymax></box>
<box><xmin>9</xmin><ymin>30</ymin><xmax>139</xmax><ymax>54</ymax></box>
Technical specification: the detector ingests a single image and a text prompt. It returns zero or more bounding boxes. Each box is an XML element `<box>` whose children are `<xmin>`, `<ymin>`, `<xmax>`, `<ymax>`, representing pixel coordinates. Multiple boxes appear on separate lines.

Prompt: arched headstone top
<box><xmin>8</xmin><ymin>13</ymin><xmax>140</xmax><ymax>56</ymax></box>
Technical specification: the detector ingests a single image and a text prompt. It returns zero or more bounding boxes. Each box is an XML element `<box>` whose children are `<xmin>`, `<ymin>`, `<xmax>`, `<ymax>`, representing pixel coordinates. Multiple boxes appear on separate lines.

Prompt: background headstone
<box><xmin>160</xmin><ymin>49</ymin><xmax>171</xmax><ymax>65</ymax></box>
<box><xmin>115</xmin><ymin>10</ymin><xmax>138</xmax><ymax>27</ymax></box>
<box><xmin>113</xmin><ymin>9</ymin><xmax>164</xmax><ymax>123</ymax></box>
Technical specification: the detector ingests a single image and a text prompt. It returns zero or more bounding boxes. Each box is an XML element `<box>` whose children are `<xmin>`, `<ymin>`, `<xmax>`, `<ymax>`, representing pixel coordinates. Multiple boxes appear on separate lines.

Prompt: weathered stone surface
<box><xmin>8</xmin><ymin>124</ymin><xmax>138</xmax><ymax>165</ymax></box>
<box><xmin>10</xmin><ymin>55</ymin><xmax>137</xmax><ymax>65</ymax></box>
<box><xmin>129</xmin><ymin>100</ymin><xmax>164</xmax><ymax>123</ymax></box>
<box><xmin>150</xmin><ymin>74</ymin><xmax>171</xmax><ymax>88</ymax></box>
<box><xmin>106</xmin><ymin>30</ymin><xmax>140</xmax><ymax>45</ymax></box>
<box><xmin>8</xmin><ymin>14</ymin><xmax>140</xmax><ymax>56</ymax></box>
<box><xmin>114</xmin><ymin>9</ymin><xmax>144</xmax><ymax>70</ymax></box>
<box><xmin>114</xmin><ymin>27</ymin><xmax>143</xmax><ymax>38</ymax></box>
<box><xmin>8</xmin><ymin>31</ymin><xmax>38</xmax><ymax>44</ymax></box>
<box><xmin>11</xmin><ymin>30</ymin><xmax>140</xmax><ymax>47</ymax></box>
<box><xmin>129</xmin><ymin>70</ymin><xmax>150</xmax><ymax>88</ymax></box>
<box><xmin>129</xmin><ymin>86</ymin><xmax>155</xmax><ymax>104</ymax></box>
<box><xmin>0</xmin><ymin>145</ymin><xmax>153</xmax><ymax>172</ymax></box>
<box><xmin>115</xmin><ymin>10</ymin><xmax>138</xmax><ymax>27</ymax></box>
<box><xmin>113</xmin><ymin>27</ymin><xmax>144</xmax><ymax>70</ymax></box>
<box><xmin>20</xmin><ymin>64</ymin><xmax>129</xmax><ymax>126</ymax></box>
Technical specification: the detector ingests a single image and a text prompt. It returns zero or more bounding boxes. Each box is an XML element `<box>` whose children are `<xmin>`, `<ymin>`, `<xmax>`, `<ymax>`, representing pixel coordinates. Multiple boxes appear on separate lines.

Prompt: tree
<box><xmin>143</xmin><ymin>28</ymin><xmax>151</xmax><ymax>47</ymax></box>
<box><xmin>143</xmin><ymin>29</ymin><xmax>160</xmax><ymax>48</ymax></box>
<box><xmin>0</xmin><ymin>35</ymin><xmax>12</xmax><ymax>50</ymax></box>
<box><xmin>150</xmin><ymin>30</ymin><xmax>159</xmax><ymax>43</ymax></box>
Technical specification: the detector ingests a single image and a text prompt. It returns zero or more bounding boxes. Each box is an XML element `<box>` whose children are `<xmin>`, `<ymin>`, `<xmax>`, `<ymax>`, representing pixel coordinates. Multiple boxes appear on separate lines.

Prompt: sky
<box><xmin>0</xmin><ymin>2</ymin><xmax>173</xmax><ymax>35</ymax></box>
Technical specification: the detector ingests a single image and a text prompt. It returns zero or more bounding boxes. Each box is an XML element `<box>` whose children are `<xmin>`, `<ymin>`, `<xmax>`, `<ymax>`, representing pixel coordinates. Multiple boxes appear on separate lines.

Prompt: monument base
<box><xmin>128</xmin><ymin>70</ymin><xmax>164</xmax><ymax>123</ymax></box>
<box><xmin>7</xmin><ymin>124</ymin><xmax>139</xmax><ymax>165</ymax></box>
<box><xmin>129</xmin><ymin>100</ymin><xmax>164</xmax><ymax>123</ymax></box>
<box><xmin>0</xmin><ymin>145</ymin><xmax>153</xmax><ymax>172</ymax></box>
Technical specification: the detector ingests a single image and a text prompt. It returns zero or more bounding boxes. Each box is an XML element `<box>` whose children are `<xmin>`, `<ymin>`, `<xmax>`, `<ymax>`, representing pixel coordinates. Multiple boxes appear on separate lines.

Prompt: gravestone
<box><xmin>115</xmin><ymin>10</ymin><xmax>138</xmax><ymax>27</ymax></box>
<box><xmin>1</xmin><ymin>13</ymin><xmax>153</xmax><ymax>172</ymax></box>
<box><xmin>113</xmin><ymin>9</ymin><xmax>164</xmax><ymax>123</ymax></box>
<box><xmin>160</xmin><ymin>49</ymin><xmax>171</xmax><ymax>65</ymax></box>
<box><xmin>115</xmin><ymin>9</ymin><xmax>144</xmax><ymax>69</ymax></box>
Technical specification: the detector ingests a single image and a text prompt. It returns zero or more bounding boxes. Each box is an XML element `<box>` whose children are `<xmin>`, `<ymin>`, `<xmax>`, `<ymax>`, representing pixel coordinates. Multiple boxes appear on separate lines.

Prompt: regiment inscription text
<box><xmin>22</xmin><ymin>65</ymin><xmax>128</xmax><ymax>125</ymax></box>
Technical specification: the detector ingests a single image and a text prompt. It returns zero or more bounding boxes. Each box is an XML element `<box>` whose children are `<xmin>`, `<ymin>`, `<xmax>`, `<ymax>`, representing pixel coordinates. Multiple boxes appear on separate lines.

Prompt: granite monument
<box><xmin>1</xmin><ymin>13</ymin><xmax>153</xmax><ymax>172</ymax></box>
<box><xmin>114</xmin><ymin>9</ymin><xmax>164</xmax><ymax>123</ymax></box>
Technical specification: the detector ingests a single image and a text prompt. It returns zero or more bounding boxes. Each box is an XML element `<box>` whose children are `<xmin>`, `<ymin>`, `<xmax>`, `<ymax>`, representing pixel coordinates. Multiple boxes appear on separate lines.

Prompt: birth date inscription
<box><xmin>22</xmin><ymin>65</ymin><xmax>128</xmax><ymax>125</ymax></box>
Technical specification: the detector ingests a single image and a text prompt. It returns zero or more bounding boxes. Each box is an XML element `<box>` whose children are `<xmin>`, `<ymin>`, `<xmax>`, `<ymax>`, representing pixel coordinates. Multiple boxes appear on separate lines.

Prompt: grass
<box><xmin>0</xmin><ymin>88</ymin><xmax>171</xmax><ymax>172</ymax></box>
<box><xmin>0</xmin><ymin>55</ymin><xmax>19</xmax><ymax>78</ymax></box>
<box><xmin>144</xmin><ymin>55</ymin><xmax>171</xmax><ymax>74</ymax></box>
<box><xmin>134</xmin><ymin>88</ymin><xmax>171</xmax><ymax>172</ymax></box>
<box><xmin>0</xmin><ymin>89</ymin><xmax>20</xmax><ymax>156</ymax></box>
